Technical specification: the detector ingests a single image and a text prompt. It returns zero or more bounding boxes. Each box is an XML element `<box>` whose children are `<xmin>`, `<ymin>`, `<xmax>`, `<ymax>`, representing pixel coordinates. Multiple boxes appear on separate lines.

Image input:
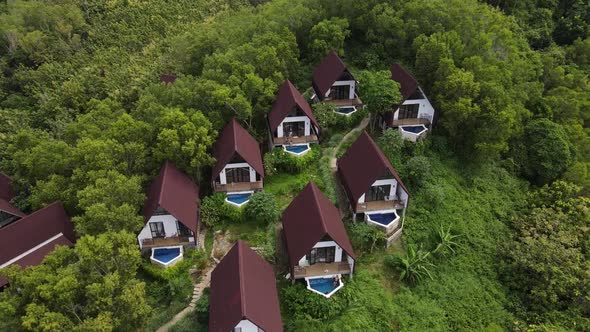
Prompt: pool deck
<box><xmin>356</xmin><ymin>199</ymin><xmax>404</xmax><ymax>213</ymax></box>
<box><xmin>273</xmin><ymin>134</ymin><xmax>318</xmax><ymax>145</ymax></box>
<box><xmin>142</xmin><ymin>236</ymin><xmax>192</xmax><ymax>249</ymax></box>
<box><xmin>213</xmin><ymin>181</ymin><xmax>263</xmax><ymax>193</ymax></box>
<box><xmin>294</xmin><ymin>262</ymin><xmax>352</xmax><ymax>279</ymax></box>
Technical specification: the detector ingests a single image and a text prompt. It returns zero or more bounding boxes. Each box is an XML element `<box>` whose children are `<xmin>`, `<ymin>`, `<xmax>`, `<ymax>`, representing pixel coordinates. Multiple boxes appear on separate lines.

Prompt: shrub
<box><xmin>244</xmin><ymin>191</ymin><xmax>279</xmax><ymax>224</ymax></box>
<box><xmin>264</xmin><ymin>145</ymin><xmax>320</xmax><ymax>175</ymax></box>
<box><xmin>405</xmin><ymin>156</ymin><xmax>432</xmax><ymax>189</ymax></box>
<box><xmin>200</xmin><ymin>193</ymin><xmax>243</xmax><ymax>227</ymax></box>
<box><xmin>346</xmin><ymin>221</ymin><xmax>386</xmax><ymax>253</ymax></box>
<box><xmin>385</xmin><ymin>245</ymin><xmax>435</xmax><ymax>285</ymax></box>
<box><xmin>281</xmin><ymin>281</ymin><xmax>352</xmax><ymax>320</ymax></box>
<box><xmin>312</xmin><ymin>102</ymin><xmax>338</xmax><ymax>129</ymax></box>
<box><xmin>194</xmin><ymin>288</ymin><xmax>209</xmax><ymax>324</ymax></box>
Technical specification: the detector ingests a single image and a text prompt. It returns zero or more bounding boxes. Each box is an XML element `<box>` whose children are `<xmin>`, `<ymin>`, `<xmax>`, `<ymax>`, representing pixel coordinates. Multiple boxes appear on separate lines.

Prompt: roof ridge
<box><xmin>237</xmin><ymin>241</ymin><xmax>247</xmax><ymax>320</ymax></box>
<box><xmin>309</xmin><ymin>183</ymin><xmax>329</xmax><ymax>235</ymax></box>
<box><xmin>158</xmin><ymin>162</ymin><xmax>169</xmax><ymax>206</ymax></box>
<box><xmin>231</xmin><ymin>118</ymin><xmax>239</xmax><ymax>154</ymax></box>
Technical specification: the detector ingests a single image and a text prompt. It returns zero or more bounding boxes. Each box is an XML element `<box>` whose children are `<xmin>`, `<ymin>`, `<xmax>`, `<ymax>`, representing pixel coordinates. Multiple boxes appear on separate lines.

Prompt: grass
<box><xmin>168</xmin><ymin>312</ymin><xmax>207</xmax><ymax>332</ymax></box>
<box><xmin>144</xmin><ymin>300</ymin><xmax>187</xmax><ymax>332</ymax></box>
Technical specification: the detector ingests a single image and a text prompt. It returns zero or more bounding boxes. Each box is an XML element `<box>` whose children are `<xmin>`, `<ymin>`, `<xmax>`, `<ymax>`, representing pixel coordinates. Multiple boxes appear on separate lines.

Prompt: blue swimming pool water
<box><xmin>309</xmin><ymin>277</ymin><xmax>338</xmax><ymax>294</ymax></box>
<box><xmin>400</xmin><ymin>125</ymin><xmax>427</xmax><ymax>134</ymax></box>
<box><xmin>367</xmin><ymin>212</ymin><xmax>397</xmax><ymax>226</ymax></box>
<box><xmin>335</xmin><ymin>107</ymin><xmax>356</xmax><ymax>114</ymax></box>
<box><xmin>285</xmin><ymin>145</ymin><xmax>309</xmax><ymax>154</ymax></box>
<box><xmin>153</xmin><ymin>248</ymin><xmax>181</xmax><ymax>263</ymax></box>
<box><xmin>226</xmin><ymin>193</ymin><xmax>251</xmax><ymax>205</ymax></box>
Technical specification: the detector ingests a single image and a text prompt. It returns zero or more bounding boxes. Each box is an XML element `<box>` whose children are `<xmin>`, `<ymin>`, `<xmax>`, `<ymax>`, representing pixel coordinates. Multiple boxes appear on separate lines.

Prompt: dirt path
<box><xmin>329</xmin><ymin>116</ymin><xmax>370</xmax><ymax>216</ymax></box>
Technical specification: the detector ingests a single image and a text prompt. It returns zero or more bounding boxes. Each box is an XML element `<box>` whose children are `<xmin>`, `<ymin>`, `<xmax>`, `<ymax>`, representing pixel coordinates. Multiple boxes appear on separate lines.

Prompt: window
<box><xmin>226</xmin><ymin>167</ymin><xmax>250</xmax><ymax>183</ymax></box>
<box><xmin>306</xmin><ymin>246</ymin><xmax>336</xmax><ymax>265</ymax></box>
<box><xmin>149</xmin><ymin>222</ymin><xmax>165</xmax><ymax>238</ymax></box>
<box><xmin>398</xmin><ymin>104</ymin><xmax>419</xmax><ymax>119</ymax></box>
<box><xmin>283</xmin><ymin>121</ymin><xmax>305</xmax><ymax>137</ymax></box>
<box><xmin>329</xmin><ymin>85</ymin><xmax>349</xmax><ymax>100</ymax></box>
<box><xmin>232</xmin><ymin>328</ymin><xmax>242</xmax><ymax>332</ymax></box>
<box><xmin>365</xmin><ymin>184</ymin><xmax>390</xmax><ymax>202</ymax></box>
<box><xmin>177</xmin><ymin>221</ymin><xmax>193</xmax><ymax>237</ymax></box>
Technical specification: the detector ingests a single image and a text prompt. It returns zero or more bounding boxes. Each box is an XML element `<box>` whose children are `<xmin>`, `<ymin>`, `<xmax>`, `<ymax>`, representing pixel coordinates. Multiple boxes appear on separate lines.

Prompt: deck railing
<box><xmin>141</xmin><ymin>236</ymin><xmax>191</xmax><ymax>248</ymax></box>
<box><xmin>273</xmin><ymin>134</ymin><xmax>318</xmax><ymax>145</ymax></box>
<box><xmin>293</xmin><ymin>262</ymin><xmax>352</xmax><ymax>278</ymax></box>
<box><xmin>389</xmin><ymin>117</ymin><xmax>430</xmax><ymax>127</ymax></box>
<box><xmin>356</xmin><ymin>199</ymin><xmax>404</xmax><ymax>213</ymax></box>
<box><xmin>213</xmin><ymin>181</ymin><xmax>263</xmax><ymax>193</ymax></box>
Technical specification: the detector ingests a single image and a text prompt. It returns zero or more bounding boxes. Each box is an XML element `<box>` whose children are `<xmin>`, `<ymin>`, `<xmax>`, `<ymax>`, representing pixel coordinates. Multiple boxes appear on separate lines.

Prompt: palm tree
<box><xmin>387</xmin><ymin>245</ymin><xmax>435</xmax><ymax>285</ymax></box>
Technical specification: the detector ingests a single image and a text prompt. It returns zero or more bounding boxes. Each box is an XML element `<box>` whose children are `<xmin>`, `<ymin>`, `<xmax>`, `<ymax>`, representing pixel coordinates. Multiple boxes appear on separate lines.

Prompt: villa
<box><xmin>282</xmin><ymin>182</ymin><xmax>355</xmax><ymax>298</ymax></box>
<box><xmin>212</xmin><ymin>118</ymin><xmax>264</xmax><ymax>207</ymax></box>
<box><xmin>311</xmin><ymin>51</ymin><xmax>363</xmax><ymax>115</ymax></box>
<box><xmin>209</xmin><ymin>241</ymin><xmax>283</xmax><ymax>332</ymax></box>
<box><xmin>268</xmin><ymin>80</ymin><xmax>320</xmax><ymax>156</ymax></box>
<box><xmin>138</xmin><ymin>161</ymin><xmax>199</xmax><ymax>267</ymax></box>
<box><xmin>337</xmin><ymin>132</ymin><xmax>409</xmax><ymax>244</ymax></box>
<box><xmin>0</xmin><ymin>202</ymin><xmax>75</xmax><ymax>289</ymax></box>
<box><xmin>382</xmin><ymin>64</ymin><xmax>435</xmax><ymax>141</ymax></box>
<box><xmin>0</xmin><ymin>172</ymin><xmax>25</xmax><ymax>229</ymax></box>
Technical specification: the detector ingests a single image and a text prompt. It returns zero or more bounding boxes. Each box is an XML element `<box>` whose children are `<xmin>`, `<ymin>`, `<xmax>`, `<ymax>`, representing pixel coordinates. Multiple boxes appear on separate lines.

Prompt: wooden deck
<box><xmin>141</xmin><ymin>236</ymin><xmax>192</xmax><ymax>249</ymax></box>
<box><xmin>294</xmin><ymin>262</ymin><xmax>352</xmax><ymax>278</ymax></box>
<box><xmin>389</xmin><ymin>117</ymin><xmax>430</xmax><ymax>127</ymax></box>
<box><xmin>273</xmin><ymin>134</ymin><xmax>318</xmax><ymax>145</ymax></box>
<box><xmin>356</xmin><ymin>199</ymin><xmax>404</xmax><ymax>213</ymax></box>
<box><xmin>327</xmin><ymin>97</ymin><xmax>364</xmax><ymax>107</ymax></box>
<box><xmin>213</xmin><ymin>181</ymin><xmax>263</xmax><ymax>193</ymax></box>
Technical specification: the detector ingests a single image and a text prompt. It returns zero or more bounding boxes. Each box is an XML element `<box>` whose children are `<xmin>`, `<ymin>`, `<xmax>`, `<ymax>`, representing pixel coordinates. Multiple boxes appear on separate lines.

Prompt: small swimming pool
<box><xmin>335</xmin><ymin>106</ymin><xmax>356</xmax><ymax>115</ymax></box>
<box><xmin>283</xmin><ymin>144</ymin><xmax>310</xmax><ymax>156</ymax></box>
<box><xmin>367</xmin><ymin>211</ymin><xmax>400</xmax><ymax>227</ymax></box>
<box><xmin>151</xmin><ymin>246</ymin><xmax>183</xmax><ymax>268</ymax></box>
<box><xmin>400</xmin><ymin>125</ymin><xmax>427</xmax><ymax>134</ymax></box>
<box><xmin>306</xmin><ymin>275</ymin><xmax>343</xmax><ymax>298</ymax></box>
<box><xmin>225</xmin><ymin>192</ymin><xmax>252</xmax><ymax>207</ymax></box>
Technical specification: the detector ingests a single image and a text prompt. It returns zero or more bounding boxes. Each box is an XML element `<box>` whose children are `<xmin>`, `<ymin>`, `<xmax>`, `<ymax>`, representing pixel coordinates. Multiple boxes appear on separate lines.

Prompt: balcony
<box><xmin>356</xmin><ymin>198</ymin><xmax>405</xmax><ymax>213</ymax></box>
<box><xmin>141</xmin><ymin>236</ymin><xmax>192</xmax><ymax>249</ymax></box>
<box><xmin>325</xmin><ymin>96</ymin><xmax>364</xmax><ymax>107</ymax></box>
<box><xmin>293</xmin><ymin>262</ymin><xmax>352</xmax><ymax>279</ymax></box>
<box><xmin>273</xmin><ymin>134</ymin><xmax>318</xmax><ymax>145</ymax></box>
<box><xmin>389</xmin><ymin>117</ymin><xmax>430</xmax><ymax>127</ymax></box>
<box><xmin>213</xmin><ymin>181</ymin><xmax>263</xmax><ymax>193</ymax></box>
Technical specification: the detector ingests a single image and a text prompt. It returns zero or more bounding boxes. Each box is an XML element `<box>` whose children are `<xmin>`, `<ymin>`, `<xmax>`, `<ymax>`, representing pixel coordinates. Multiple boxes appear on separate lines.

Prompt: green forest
<box><xmin>0</xmin><ymin>0</ymin><xmax>588</xmax><ymax>331</ymax></box>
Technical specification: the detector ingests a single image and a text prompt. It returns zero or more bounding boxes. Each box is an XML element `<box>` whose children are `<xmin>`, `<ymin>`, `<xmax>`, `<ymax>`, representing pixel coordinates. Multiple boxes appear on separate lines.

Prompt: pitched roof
<box><xmin>312</xmin><ymin>51</ymin><xmax>348</xmax><ymax>97</ymax></box>
<box><xmin>269</xmin><ymin>80</ymin><xmax>319</xmax><ymax>131</ymax></box>
<box><xmin>0</xmin><ymin>199</ymin><xmax>25</xmax><ymax>219</ymax></box>
<box><xmin>0</xmin><ymin>202</ymin><xmax>75</xmax><ymax>287</ymax></box>
<box><xmin>390</xmin><ymin>64</ymin><xmax>419</xmax><ymax>101</ymax></box>
<box><xmin>209</xmin><ymin>241</ymin><xmax>283</xmax><ymax>332</ymax></box>
<box><xmin>337</xmin><ymin>132</ymin><xmax>408</xmax><ymax>211</ymax></box>
<box><xmin>212</xmin><ymin>119</ymin><xmax>264</xmax><ymax>181</ymax></box>
<box><xmin>142</xmin><ymin>161</ymin><xmax>200</xmax><ymax>233</ymax></box>
<box><xmin>159</xmin><ymin>74</ymin><xmax>177</xmax><ymax>85</ymax></box>
<box><xmin>282</xmin><ymin>182</ymin><xmax>355</xmax><ymax>265</ymax></box>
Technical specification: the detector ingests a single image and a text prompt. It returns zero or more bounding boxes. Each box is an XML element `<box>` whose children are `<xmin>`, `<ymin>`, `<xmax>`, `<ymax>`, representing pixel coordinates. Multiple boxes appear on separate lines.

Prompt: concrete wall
<box><xmin>357</xmin><ymin>178</ymin><xmax>398</xmax><ymax>204</ymax></box>
<box><xmin>137</xmin><ymin>214</ymin><xmax>195</xmax><ymax>249</ymax></box>
<box><xmin>297</xmin><ymin>240</ymin><xmax>343</xmax><ymax>267</ymax></box>
<box><xmin>218</xmin><ymin>162</ymin><xmax>257</xmax><ymax>184</ymax></box>
<box><xmin>234</xmin><ymin>319</ymin><xmax>260</xmax><ymax>332</ymax></box>
<box><xmin>325</xmin><ymin>80</ymin><xmax>356</xmax><ymax>99</ymax></box>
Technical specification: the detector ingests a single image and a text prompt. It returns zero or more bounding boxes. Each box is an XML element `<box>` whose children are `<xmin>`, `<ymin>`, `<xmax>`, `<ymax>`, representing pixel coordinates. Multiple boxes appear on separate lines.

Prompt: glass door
<box><xmin>149</xmin><ymin>222</ymin><xmax>165</xmax><ymax>238</ymax></box>
<box><xmin>366</xmin><ymin>184</ymin><xmax>390</xmax><ymax>202</ymax></box>
<box><xmin>225</xmin><ymin>167</ymin><xmax>250</xmax><ymax>183</ymax></box>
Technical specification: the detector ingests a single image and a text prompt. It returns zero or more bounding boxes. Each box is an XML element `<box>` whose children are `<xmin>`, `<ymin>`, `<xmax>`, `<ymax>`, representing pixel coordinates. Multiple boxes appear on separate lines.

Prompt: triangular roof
<box><xmin>312</xmin><ymin>51</ymin><xmax>349</xmax><ymax>97</ymax></box>
<box><xmin>268</xmin><ymin>80</ymin><xmax>319</xmax><ymax>132</ymax></box>
<box><xmin>337</xmin><ymin>132</ymin><xmax>408</xmax><ymax>211</ymax></box>
<box><xmin>211</xmin><ymin>118</ymin><xmax>264</xmax><ymax>181</ymax></box>
<box><xmin>282</xmin><ymin>182</ymin><xmax>355</xmax><ymax>265</ymax></box>
<box><xmin>390</xmin><ymin>63</ymin><xmax>420</xmax><ymax>101</ymax></box>
<box><xmin>142</xmin><ymin>161</ymin><xmax>199</xmax><ymax>233</ymax></box>
<box><xmin>209</xmin><ymin>241</ymin><xmax>283</xmax><ymax>332</ymax></box>
<box><xmin>0</xmin><ymin>202</ymin><xmax>75</xmax><ymax>287</ymax></box>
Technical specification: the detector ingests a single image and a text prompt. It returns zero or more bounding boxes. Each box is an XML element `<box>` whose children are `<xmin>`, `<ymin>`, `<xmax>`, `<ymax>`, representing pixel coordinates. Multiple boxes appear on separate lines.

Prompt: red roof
<box><xmin>0</xmin><ymin>202</ymin><xmax>75</xmax><ymax>287</ymax></box>
<box><xmin>209</xmin><ymin>241</ymin><xmax>283</xmax><ymax>332</ymax></box>
<box><xmin>390</xmin><ymin>64</ymin><xmax>419</xmax><ymax>101</ymax></box>
<box><xmin>0</xmin><ymin>199</ymin><xmax>25</xmax><ymax>219</ymax></box>
<box><xmin>337</xmin><ymin>132</ymin><xmax>408</xmax><ymax>211</ymax></box>
<box><xmin>269</xmin><ymin>80</ymin><xmax>319</xmax><ymax>133</ymax></box>
<box><xmin>159</xmin><ymin>74</ymin><xmax>177</xmax><ymax>85</ymax></box>
<box><xmin>212</xmin><ymin>118</ymin><xmax>264</xmax><ymax>181</ymax></box>
<box><xmin>282</xmin><ymin>182</ymin><xmax>355</xmax><ymax>266</ymax></box>
<box><xmin>0</xmin><ymin>172</ymin><xmax>15</xmax><ymax>201</ymax></box>
<box><xmin>312</xmin><ymin>51</ymin><xmax>348</xmax><ymax>97</ymax></box>
<box><xmin>142</xmin><ymin>161</ymin><xmax>200</xmax><ymax>234</ymax></box>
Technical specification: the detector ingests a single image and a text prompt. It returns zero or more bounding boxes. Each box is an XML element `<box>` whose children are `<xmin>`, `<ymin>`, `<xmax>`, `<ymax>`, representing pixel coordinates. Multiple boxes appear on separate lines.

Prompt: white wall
<box><xmin>393</xmin><ymin>88</ymin><xmax>435</xmax><ymax>122</ymax></box>
<box><xmin>324</xmin><ymin>80</ymin><xmax>356</xmax><ymax>99</ymax></box>
<box><xmin>357</xmin><ymin>178</ymin><xmax>398</xmax><ymax>204</ymax></box>
<box><xmin>234</xmin><ymin>319</ymin><xmax>260</xmax><ymax>332</ymax></box>
<box><xmin>218</xmin><ymin>162</ymin><xmax>256</xmax><ymax>184</ymax></box>
<box><xmin>277</xmin><ymin>116</ymin><xmax>311</xmax><ymax>138</ymax></box>
<box><xmin>137</xmin><ymin>214</ymin><xmax>195</xmax><ymax>249</ymax></box>
<box><xmin>347</xmin><ymin>255</ymin><xmax>355</xmax><ymax>279</ymax></box>
<box><xmin>297</xmin><ymin>240</ymin><xmax>343</xmax><ymax>267</ymax></box>
<box><xmin>397</xmin><ymin>185</ymin><xmax>409</xmax><ymax>209</ymax></box>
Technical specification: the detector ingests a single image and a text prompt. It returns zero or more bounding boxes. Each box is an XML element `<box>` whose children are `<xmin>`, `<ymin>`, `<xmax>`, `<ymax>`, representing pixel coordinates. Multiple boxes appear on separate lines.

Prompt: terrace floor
<box><xmin>213</xmin><ymin>181</ymin><xmax>263</xmax><ymax>193</ymax></box>
<box><xmin>356</xmin><ymin>199</ymin><xmax>404</xmax><ymax>213</ymax></box>
<box><xmin>294</xmin><ymin>262</ymin><xmax>351</xmax><ymax>278</ymax></box>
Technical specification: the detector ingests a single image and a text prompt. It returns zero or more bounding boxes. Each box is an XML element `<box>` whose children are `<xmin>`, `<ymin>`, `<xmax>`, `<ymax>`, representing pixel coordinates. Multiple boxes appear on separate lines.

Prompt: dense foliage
<box><xmin>0</xmin><ymin>0</ymin><xmax>588</xmax><ymax>330</ymax></box>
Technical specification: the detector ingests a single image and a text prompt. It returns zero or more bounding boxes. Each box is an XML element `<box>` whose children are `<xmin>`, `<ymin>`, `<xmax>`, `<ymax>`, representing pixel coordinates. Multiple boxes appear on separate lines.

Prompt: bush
<box><xmin>405</xmin><ymin>156</ymin><xmax>432</xmax><ymax>189</ymax></box>
<box><xmin>263</xmin><ymin>144</ymin><xmax>320</xmax><ymax>175</ymax></box>
<box><xmin>346</xmin><ymin>221</ymin><xmax>386</xmax><ymax>253</ymax></box>
<box><xmin>244</xmin><ymin>191</ymin><xmax>279</xmax><ymax>224</ymax></box>
<box><xmin>194</xmin><ymin>288</ymin><xmax>210</xmax><ymax>324</ymax></box>
<box><xmin>281</xmin><ymin>281</ymin><xmax>352</xmax><ymax>320</ymax></box>
<box><xmin>200</xmin><ymin>193</ymin><xmax>243</xmax><ymax>227</ymax></box>
<box><xmin>385</xmin><ymin>245</ymin><xmax>435</xmax><ymax>285</ymax></box>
